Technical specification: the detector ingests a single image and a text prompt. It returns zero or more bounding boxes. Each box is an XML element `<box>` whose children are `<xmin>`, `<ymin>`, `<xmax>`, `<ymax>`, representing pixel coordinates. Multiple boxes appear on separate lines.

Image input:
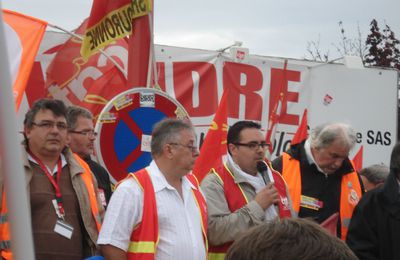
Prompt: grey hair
<box><xmin>66</xmin><ymin>106</ymin><xmax>93</xmax><ymax>130</ymax></box>
<box><xmin>310</xmin><ymin>123</ymin><xmax>357</xmax><ymax>150</ymax></box>
<box><xmin>150</xmin><ymin>118</ymin><xmax>194</xmax><ymax>157</ymax></box>
<box><xmin>359</xmin><ymin>164</ymin><xmax>389</xmax><ymax>185</ymax></box>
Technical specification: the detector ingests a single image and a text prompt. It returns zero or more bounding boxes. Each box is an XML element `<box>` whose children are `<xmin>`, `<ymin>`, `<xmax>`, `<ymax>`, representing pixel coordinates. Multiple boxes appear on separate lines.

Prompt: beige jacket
<box><xmin>201</xmin><ymin>159</ymin><xmax>294</xmax><ymax>246</ymax></box>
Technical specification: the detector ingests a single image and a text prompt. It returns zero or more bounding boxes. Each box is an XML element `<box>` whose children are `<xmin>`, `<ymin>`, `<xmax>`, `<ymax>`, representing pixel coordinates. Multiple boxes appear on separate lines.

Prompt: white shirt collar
<box><xmin>304</xmin><ymin>139</ymin><xmax>327</xmax><ymax>174</ymax></box>
<box><xmin>227</xmin><ymin>154</ymin><xmax>274</xmax><ymax>187</ymax></box>
<box><xmin>28</xmin><ymin>153</ymin><xmax>67</xmax><ymax>175</ymax></box>
<box><xmin>146</xmin><ymin>160</ymin><xmax>195</xmax><ymax>193</ymax></box>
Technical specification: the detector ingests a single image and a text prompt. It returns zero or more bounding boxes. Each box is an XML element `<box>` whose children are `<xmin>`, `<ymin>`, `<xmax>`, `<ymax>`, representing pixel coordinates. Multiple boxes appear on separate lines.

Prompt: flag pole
<box><xmin>0</xmin><ymin>9</ymin><xmax>35</xmax><ymax>260</ymax></box>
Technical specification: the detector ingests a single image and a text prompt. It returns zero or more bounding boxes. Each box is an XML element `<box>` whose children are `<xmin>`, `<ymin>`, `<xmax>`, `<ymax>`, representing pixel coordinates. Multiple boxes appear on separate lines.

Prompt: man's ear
<box><xmin>24</xmin><ymin>126</ymin><xmax>32</xmax><ymax>140</ymax></box>
<box><xmin>163</xmin><ymin>143</ymin><xmax>174</xmax><ymax>160</ymax></box>
<box><xmin>228</xmin><ymin>143</ymin><xmax>236</xmax><ymax>156</ymax></box>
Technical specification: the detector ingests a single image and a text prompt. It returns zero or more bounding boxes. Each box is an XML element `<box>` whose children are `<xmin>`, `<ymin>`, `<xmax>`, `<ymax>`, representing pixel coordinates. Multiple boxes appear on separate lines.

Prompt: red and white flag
<box><xmin>45</xmin><ymin>19</ymin><xmax>129</xmax><ymax>117</ymax></box>
<box><xmin>192</xmin><ymin>90</ymin><xmax>228</xmax><ymax>182</ymax></box>
<box><xmin>81</xmin><ymin>0</ymin><xmax>152</xmax><ymax>58</ymax></box>
<box><xmin>2</xmin><ymin>9</ymin><xmax>47</xmax><ymax>110</ymax></box>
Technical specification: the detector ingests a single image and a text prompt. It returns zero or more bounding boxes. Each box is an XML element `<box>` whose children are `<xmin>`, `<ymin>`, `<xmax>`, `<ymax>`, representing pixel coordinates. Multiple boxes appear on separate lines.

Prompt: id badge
<box><xmin>98</xmin><ymin>188</ymin><xmax>107</xmax><ymax>207</ymax></box>
<box><xmin>54</xmin><ymin>219</ymin><xmax>74</xmax><ymax>239</ymax></box>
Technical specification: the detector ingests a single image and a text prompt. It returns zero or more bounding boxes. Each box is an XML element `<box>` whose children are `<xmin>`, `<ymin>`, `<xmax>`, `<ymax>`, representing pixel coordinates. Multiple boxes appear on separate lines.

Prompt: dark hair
<box><xmin>226</xmin><ymin>218</ymin><xmax>357</xmax><ymax>260</ymax></box>
<box><xmin>150</xmin><ymin>118</ymin><xmax>194</xmax><ymax>157</ymax></box>
<box><xmin>24</xmin><ymin>99</ymin><xmax>67</xmax><ymax>128</ymax></box>
<box><xmin>359</xmin><ymin>164</ymin><xmax>389</xmax><ymax>185</ymax></box>
<box><xmin>66</xmin><ymin>106</ymin><xmax>93</xmax><ymax>130</ymax></box>
<box><xmin>390</xmin><ymin>143</ymin><xmax>400</xmax><ymax>177</ymax></box>
<box><xmin>227</xmin><ymin>121</ymin><xmax>261</xmax><ymax>154</ymax></box>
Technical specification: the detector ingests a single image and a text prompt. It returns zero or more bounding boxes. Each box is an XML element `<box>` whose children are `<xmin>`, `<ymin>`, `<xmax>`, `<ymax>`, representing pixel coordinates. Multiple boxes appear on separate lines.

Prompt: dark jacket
<box><xmin>272</xmin><ymin>141</ymin><xmax>363</xmax><ymax>238</ymax></box>
<box><xmin>346</xmin><ymin>172</ymin><xmax>400</xmax><ymax>260</ymax></box>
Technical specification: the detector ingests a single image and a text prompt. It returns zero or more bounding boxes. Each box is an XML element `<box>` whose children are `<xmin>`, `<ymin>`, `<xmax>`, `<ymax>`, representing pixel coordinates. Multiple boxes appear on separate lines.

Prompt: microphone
<box><xmin>257</xmin><ymin>161</ymin><xmax>279</xmax><ymax>209</ymax></box>
<box><xmin>257</xmin><ymin>161</ymin><xmax>271</xmax><ymax>184</ymax></box>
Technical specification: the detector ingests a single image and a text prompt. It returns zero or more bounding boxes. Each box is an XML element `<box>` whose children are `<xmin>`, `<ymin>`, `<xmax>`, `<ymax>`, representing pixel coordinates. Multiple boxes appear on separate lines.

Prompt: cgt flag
<box><xmin>192</xmin><ymin>90</ymin><xmax>228</xmax><ymax>182</ymax></box>
<box><xmin>81</xmin><ymin>0</ymin><xmax>152</xmax><ymax>59</ymax></box>
<box><xmin>2</xmin><ymin>9</ymin><xmax>47</xmax><ymax>110</ymax></box>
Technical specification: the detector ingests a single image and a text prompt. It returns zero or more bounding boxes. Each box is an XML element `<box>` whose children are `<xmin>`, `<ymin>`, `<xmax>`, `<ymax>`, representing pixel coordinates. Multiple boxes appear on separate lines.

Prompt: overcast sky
<box><xmin>2</xmin><ymin>0</ymin><xmax>400</xmax><ymax>60</ymax></box>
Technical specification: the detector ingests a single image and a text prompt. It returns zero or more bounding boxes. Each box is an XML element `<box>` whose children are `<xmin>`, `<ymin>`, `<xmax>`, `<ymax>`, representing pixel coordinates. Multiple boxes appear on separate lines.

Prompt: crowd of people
<box><xmin>0</xmin><ymin>97</ymin><xmax>399</xmax><ymax>260</ymax></box>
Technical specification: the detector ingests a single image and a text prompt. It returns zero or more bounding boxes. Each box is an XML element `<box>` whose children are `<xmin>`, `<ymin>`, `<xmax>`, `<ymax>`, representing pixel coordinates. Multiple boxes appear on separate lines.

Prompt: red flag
<box><xmin>81</xmin><ymin>0</ymin><xmax>152</xmax><ymax>58</ymax></box>
<box><xmin>265</xmin><ymin>59</ymin><xmax>288</xmax><ymax>154</ymax></box>
<box><xmin>45</xmin><ymin>19</ymin><xmax>129</xmax><ymax>118</ymax></box>
<box><xmin>320</xmin><ymin>212</ymin><xmax>339</xmax><ymax>236</ymax></box>
<box><xmin>291</xmin><ymin>109</ymin><xmax>308</xmax><ymax>145</ymax></box>
<box><xmin>193</xmin><ymin>90</ymin><xmax>228</xmax><ymax>182</ymax></box>
<box><xmin>127</xmin><ymin>13</ymin><xmax>152</xmax><ymax>87</ymax></box>
<box><xmin>352</xmin><ymin>145</ymin><xmax>363</xmax><ymax>171</ymax></box>
<box><xmin>2</xmin><ymin>9</ymin><xmax>47</xmax><ymax>110</ymax></box>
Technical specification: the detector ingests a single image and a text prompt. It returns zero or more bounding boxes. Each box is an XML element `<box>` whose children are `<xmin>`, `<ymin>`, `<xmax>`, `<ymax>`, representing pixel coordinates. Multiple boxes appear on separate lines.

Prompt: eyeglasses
<box><xmin>234</xmin><ymin>142</ymin><xmax>270</xmax><ymax>150</ymax></box>
<box><xmin>69</xmin><ymin>130</ymin><xmax>98</xmax><ymax>137</ymax></box>
<box><xmin>169</xmin><ymin>143</ymin><xmax>198</xmax><ymax>153</ymax></box>
<box><xmin>32</xmin><ymin>121</ymin><xmax>68</xmax><ymax>131</ymax></box>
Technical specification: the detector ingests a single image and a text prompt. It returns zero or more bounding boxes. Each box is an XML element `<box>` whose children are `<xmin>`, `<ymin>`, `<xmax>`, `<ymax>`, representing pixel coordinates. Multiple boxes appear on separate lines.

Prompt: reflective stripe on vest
<box><xmin>209</xmin><ymin>162</ymin><xmax>293</xmax><ymax>260</ymax></box>
<box><xmin>0</xmin><ymin>191</ymin><xmax>10</xmax><ymax>251</ymax></box>
<box><xmin>127</xmin><ymin>170</ymin><xmax>208</xmax><ymax>260</ymax></box>
<box><xmin>73</xmin><ymin>154</ymin><xmax>102</xmax><ymax>232</ymax></box>
<box><xmin>208</xmin><ymin>163</ymin><xmax>250</xmax><ymax>260</ymax></box>
<box><xmin>281</xmin><ymin>153</ymin><xmax>362</xmax><ymax>240</ymax></box>
<box><xmin>127</xmin><ymin>170</ymin><xmax>159</xmax><ymax>259</ymax></box>
<box><xmin>186</xmin><ymin>174</ymin><xmax>209</xmax><ymax>252</ymax></box>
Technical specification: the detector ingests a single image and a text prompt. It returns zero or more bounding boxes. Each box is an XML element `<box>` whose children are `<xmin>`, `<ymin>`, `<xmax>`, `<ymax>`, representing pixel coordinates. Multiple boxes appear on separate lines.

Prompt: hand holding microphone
<box><xmin>254</xmin><ymin>161</ymin><xmax>279</xmax><ymax>210</ymax></box>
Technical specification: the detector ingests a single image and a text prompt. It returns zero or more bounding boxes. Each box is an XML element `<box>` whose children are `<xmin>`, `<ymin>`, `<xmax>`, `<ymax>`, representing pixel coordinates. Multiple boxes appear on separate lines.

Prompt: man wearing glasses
<box><xmin>66</xmin><ymin>106</ymin><xmax>112</xmax><ymax>208</ymax></box>
<box><xmin>0</xmin><ymin>99</ymin><xmax>103</xmax><ymax>259</ymax></box>
<box><xmin>98</xmin><ymin>118</ymin><xmax>208</xmax><ymax>260</ymax></box>
<box><xmin>272</xmin><ymin>122</ymin><xmax>363</xmax><ymax>241</ymax></box>
<box><xmin>201</xmin><ymin>121</ymin><xmax>294</xmax><ymax>260</ymax></box>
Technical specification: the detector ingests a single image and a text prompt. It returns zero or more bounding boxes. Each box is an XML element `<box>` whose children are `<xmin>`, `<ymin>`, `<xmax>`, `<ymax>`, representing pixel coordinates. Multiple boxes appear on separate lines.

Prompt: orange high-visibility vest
<box><xmin>0</xmin><ymin>154</ymin><xmax>102</xmax><ymax>260</ymax></box>
<box><xmin>127</xmin><ymin>169</ymin><xmax>208</xmax><ymax>260</ymax></box>
<box><xmin>208</xmin><ymin>162</ymin><xmax>292</xmax><ymax>260</ymax></box>
<box><xmin>281</xmin><ymin>152</ymin><xmax>362</xmax><ymax>240</ymax></box>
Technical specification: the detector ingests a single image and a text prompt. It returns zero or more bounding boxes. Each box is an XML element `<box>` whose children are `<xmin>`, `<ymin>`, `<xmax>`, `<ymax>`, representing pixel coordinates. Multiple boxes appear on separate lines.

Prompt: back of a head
<box><xmin>310</xmin><ymin>122</ymin><xmax>356</xmax><ymax>151</ymax></box>
<box><xmin>390</xmin><ymin>142</ymin><xmax>400</xmax><ymax>178</ymax></box>
<box><xmin>359</xmin><ymin>164</ymin><xmax>390</xmax><ymax>185</ymax></box>
<box><xmin>225</xmin><ymin>218</ymin><xmax>357</xmax><ymax>260</ymax></box>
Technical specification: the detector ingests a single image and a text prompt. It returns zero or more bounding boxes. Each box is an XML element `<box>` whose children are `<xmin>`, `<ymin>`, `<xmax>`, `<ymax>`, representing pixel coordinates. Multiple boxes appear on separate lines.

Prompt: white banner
<box><xmin>24</xmin><ymin>32</ymin><xmax>398</xmax><ymax>167</ymax></box>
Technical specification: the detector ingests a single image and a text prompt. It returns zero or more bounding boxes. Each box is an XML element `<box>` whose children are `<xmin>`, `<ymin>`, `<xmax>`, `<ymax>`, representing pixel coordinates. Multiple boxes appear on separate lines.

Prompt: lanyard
<box><xmin>29</xmin><ymin>151</ymin><xmax>65</xmax><ymax>218</ymax></box>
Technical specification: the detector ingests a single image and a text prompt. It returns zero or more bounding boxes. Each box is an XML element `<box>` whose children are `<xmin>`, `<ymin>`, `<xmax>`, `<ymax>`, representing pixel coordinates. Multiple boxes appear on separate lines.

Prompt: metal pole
<box><xmin>0</xmin><ymin>8</ymin><xmax>35</xmax><ymax>260</ymax></box>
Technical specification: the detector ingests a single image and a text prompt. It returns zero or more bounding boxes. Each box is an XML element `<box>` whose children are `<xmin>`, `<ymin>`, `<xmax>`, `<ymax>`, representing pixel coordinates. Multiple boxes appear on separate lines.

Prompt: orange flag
<box><xmin>193</xmin><ymin>90</ymin><xmax>228</xmax><ymax>182</ymax></box>
<box><xmin>2</xmin><ymin>9</ymin><xmax>47</xmax><ymax>110</ymax></box>
<box><xmin>352</xmin><ymin>145</ymin><xmax>363</xmax><ymax>171</ymax></box>
<box><xmin>291</xmin><ymin>109</ymin><xmax>308</xmax><ymax>145</ymax></box>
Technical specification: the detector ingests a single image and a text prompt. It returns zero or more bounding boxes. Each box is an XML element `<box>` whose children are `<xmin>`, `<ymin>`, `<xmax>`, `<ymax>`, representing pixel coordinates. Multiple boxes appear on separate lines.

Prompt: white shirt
<box><xmin>98</xmin><ymin>160</ymin><xmax>206</xmax><ymax>260</ymax></box>
<box><xmin>28</xmin><ymin>153</ymin><xmax>67</xmax><ymax>175</ymax></box>
<box><xmin>304</xmin><ymin>139</ymin><xmax>327</xmax><ymax>175</ymax></box>
<box><xmin>227</xmin><ymin>155</ymin><xmax>278</xmax><ymax>220</ymax></box>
